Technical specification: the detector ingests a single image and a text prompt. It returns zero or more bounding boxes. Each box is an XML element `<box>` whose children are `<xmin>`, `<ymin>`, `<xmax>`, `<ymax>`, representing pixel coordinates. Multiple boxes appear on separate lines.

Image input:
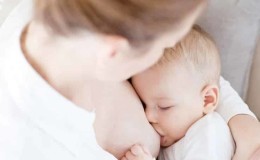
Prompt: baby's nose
<box><xmin>145</xmin><ymin>107</ymin><xmax>158</xmax><ymax>124</ymax></box>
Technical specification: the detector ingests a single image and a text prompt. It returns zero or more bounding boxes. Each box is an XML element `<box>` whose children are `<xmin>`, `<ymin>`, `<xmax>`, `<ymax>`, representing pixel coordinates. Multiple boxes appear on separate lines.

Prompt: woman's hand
<box><xmin>121</xmin><ymin>144</ymin><xmax>155</xmax><ymax>160</ymax></box>
<box><xmin>229</xmin><ymin>115</ymin><xmax>260</xmax><ymax>160</ymax></box>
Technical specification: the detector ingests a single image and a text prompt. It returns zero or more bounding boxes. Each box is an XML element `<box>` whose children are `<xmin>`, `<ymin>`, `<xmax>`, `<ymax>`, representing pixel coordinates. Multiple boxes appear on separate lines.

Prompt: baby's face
<box><xmin>132</xmin><ymin>62</ymin><xmax>205</xmax><ymax>147</ymax></box>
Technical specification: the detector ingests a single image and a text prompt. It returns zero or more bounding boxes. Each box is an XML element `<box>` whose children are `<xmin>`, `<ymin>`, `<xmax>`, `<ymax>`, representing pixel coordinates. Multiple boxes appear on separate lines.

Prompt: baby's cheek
<box><xmin>165</xmin><ymin>114</ymin><xmax>188</xmax><ymax>137</ymax></box>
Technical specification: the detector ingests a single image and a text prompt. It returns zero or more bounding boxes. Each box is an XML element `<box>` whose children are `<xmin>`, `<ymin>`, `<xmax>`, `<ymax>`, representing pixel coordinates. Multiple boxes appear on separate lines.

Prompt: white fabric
<box><xmin>0</xmin><ymin>0</ymin><xmax>256</xmax><ymax>159</ymax></box>
<box><xmin>158</xmin><ymin>112</ymin><xmax>235</xmax><ymax>160</ymax></box>
<box><xmin>2</xmin><ymin>1</ymin><xmax>260</xmax><ymax>100</ymax></box>
<box><xmin>0</xmin><ymin>2</ymin><xmax>116</xmax><ymax>159</ymax></box>
<box><xmin>0</xmin><ymin>0</ymin><xmax>21</xmax><ymax>26</ymax></box>
<box><xmin>218</xmin><ymin>77</ymin><xmax>256</xmax><ymax>122</ymax></box>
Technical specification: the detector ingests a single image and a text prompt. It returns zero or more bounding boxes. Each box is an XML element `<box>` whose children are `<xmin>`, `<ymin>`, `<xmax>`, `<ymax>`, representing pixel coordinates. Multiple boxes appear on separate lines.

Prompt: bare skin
<box><xmin>92</xmin><ymin>81</ymin><xmax>160</xmax><ymax>159</ymax></box>
<box><xmin>22</xmin><ymin>31</ymin><xmax>160</xmax><ymax>159</ymax></box>
<box><xmin>21</xmin><ymin>0</ymin><xmax>260</xmax><ymax>159</ymax></box>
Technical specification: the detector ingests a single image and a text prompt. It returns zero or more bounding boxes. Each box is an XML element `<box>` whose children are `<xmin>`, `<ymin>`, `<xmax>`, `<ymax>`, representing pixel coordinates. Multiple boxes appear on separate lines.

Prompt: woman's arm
<box><xmin>229</xmin><ymin>115</ymin><xmax>260</xmax><ymax>160</ymax></box>
<box><xmin>217</xmin><ymin>77</ymin><xmax>260</xmax><ymax>160</ymax></box>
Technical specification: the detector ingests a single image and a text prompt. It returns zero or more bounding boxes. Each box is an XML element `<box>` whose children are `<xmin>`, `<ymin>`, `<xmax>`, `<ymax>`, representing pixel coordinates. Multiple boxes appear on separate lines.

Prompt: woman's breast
<box><xmin>93</xmin><ymin>81</ymin><xmax>160</xmax><ymax>159</ymax></box>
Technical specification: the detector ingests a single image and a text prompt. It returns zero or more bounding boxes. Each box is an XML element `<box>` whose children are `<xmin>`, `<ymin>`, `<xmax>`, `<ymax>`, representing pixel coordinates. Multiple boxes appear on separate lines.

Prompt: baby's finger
<box><xmin>142</xmin><ymin>145</ymin><xmax>151</xmax><ymax>155</ymax></box>
<box><xmin>125</xmin><ymin>150</ymin><xmax>136</xmax><ymax>160</ymax></box>
<box><xmin>131</xmin><ymin>144</ymin><xmax>144</xmax><ymax>156</ymax></box>
<box><xmin>121</xmin><ymin>156</ymin><xmax>128</xmax><ymax>160</ymax></box>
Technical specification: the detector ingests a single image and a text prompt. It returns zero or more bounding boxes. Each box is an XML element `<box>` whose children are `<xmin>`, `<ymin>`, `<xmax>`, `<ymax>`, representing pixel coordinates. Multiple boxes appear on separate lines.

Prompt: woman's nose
<box><xmin>145</xmin><ymin>107</ymin><xmax>157</xmax><ymax>124</ymax></box>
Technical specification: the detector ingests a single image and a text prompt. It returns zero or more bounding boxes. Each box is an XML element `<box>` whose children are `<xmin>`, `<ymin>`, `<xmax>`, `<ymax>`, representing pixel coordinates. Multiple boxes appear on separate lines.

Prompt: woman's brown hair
<box><xmin>34</xmin><ymin>0</ymin><xmax>206</xmax><ymax>47</ymax></box>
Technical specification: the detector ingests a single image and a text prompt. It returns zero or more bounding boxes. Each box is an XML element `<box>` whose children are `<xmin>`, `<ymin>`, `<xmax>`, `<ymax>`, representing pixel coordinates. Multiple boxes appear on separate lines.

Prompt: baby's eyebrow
<box><xmin>156</xmin><ymin>96</ymin><xmax>174</xmax><ymax>101</ymax></box>
<box><xmin>156</xmin><ymin>97</ymin><xmax>176</xmax><ymax>105</ymax></box>
<box><xmin>140</xmin><ymin>100</ymin><xmax>157</xmax><ymax>109</ymax></box>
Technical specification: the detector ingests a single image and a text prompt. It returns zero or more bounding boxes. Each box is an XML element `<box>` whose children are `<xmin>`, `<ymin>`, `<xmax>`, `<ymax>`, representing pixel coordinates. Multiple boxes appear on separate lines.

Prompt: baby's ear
<box><xmin>201</xmin><ymin>85</ymin><xmax>219</xmax><ymax>115</ymax></box>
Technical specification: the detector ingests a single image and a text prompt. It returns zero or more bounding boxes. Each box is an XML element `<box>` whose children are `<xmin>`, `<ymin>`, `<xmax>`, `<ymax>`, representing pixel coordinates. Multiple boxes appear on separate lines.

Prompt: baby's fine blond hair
<box><xmin>157</xmin><ymin>25</ymin><xmax>221</xmax><ymax>85</ymax></box>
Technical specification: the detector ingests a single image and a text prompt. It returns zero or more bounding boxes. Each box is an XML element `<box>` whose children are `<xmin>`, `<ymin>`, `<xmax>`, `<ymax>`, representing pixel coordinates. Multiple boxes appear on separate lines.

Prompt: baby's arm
<box><xmin>217</xmin><ymin>77</ymin><xmax>260</xmax><ymax>160</ymax></box>
<box><xmin>121</xmin><ymin>145</ymin><xmax>155</xmax><ymax>160</ymax></box>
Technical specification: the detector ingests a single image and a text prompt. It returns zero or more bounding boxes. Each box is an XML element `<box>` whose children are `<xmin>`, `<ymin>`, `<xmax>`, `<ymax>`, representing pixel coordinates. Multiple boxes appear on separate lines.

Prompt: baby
<box><xmin>121</xmin><ymin>25</ymin><xmax>235</xmax><ymax>160</ymax></box>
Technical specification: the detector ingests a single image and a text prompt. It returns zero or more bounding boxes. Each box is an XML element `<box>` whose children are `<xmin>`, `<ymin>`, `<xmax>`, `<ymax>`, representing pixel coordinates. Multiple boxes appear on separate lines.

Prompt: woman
<box><xmin>0</xmin><ymin>0</ymin><xmax>259</xmax><ymax>159</ymax></box>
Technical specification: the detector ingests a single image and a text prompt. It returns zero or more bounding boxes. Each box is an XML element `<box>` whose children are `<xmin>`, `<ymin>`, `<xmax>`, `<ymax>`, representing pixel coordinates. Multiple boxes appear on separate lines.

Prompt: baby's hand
<box><xmin>250</xmin><ymin>147</ymin><xmax>260</xmax><ymax>160</ymax></box>
<box><xmin>121</xmin><ymin>144</ymin><xmax>155</xmax><ymax>160</ymax></box>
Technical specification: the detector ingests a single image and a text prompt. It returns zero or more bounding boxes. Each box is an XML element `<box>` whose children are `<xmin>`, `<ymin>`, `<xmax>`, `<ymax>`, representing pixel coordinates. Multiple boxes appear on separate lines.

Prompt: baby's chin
<box><xmin>160</xmin><ymin>136</ymin><xmax>176</xmax><ymax>148</ymax></box>
<box><xmin>160</xmin><ymin>135</ymin><xmax>184</xmax><ymax>148</ymax></box>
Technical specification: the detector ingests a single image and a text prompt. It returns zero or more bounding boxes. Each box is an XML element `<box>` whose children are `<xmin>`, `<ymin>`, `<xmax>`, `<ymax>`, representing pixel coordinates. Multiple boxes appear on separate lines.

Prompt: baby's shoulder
<box><xmin>182</xmin><ymin>112</ymin><xmax>235</xmax><ymax>159</ymax></box>
<box><xmin>187</xmin><ymin>112</ymin><xmax>228</xmax><ymax>136</ymax></box>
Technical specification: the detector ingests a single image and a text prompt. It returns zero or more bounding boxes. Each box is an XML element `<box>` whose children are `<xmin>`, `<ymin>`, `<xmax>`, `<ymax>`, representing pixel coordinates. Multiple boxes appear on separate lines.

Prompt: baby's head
<box><xmin>132</xmin><ymin>25</ymin><xmax>221</xmax><ymax>147</ymax></box>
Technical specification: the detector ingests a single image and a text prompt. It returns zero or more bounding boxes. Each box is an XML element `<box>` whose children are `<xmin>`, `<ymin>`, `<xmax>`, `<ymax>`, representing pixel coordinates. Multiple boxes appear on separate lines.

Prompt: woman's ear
<box><xmin>201</xmin><ymin>85</ymin><xmax>219</xmax><ymax>115</ymax></box>
<box><xmin>101</xmin><ymin>35</ymin><xmax>130</xmax><ymax>59</ymax></box>
<box><xmin>95</xmin><ymin>34</ymin><xmax>132</xmax><ymax>81</ymax></box>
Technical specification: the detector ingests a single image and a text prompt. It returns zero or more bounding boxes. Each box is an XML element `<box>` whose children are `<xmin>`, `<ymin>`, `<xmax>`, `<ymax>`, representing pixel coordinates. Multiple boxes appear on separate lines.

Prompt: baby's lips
<box><xmin>152</xmin><ymin>125</ymin><xmax>164</xmax><ymax>136</ymax></box>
